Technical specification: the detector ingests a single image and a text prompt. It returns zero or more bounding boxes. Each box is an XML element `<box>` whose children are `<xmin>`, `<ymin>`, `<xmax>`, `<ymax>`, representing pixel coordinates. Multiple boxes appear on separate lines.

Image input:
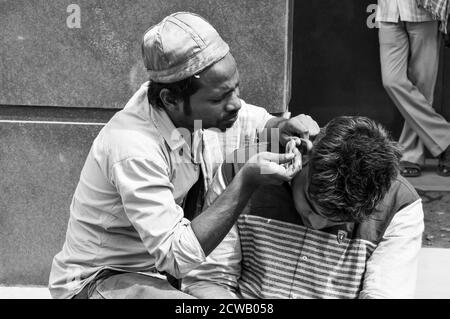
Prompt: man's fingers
<box><xmin>260</xmin><ymin>151</ymin><xmax>294</xmax><ymax>163</ymax></box>
<box><xmin>275</xmin><ymin>152</ymin><xmax>296</xmax><ymax>164</ymax></box>
<box><xmin>290</xmin><ymin>118</ymin><xmax>310</xmax><ymax>139</ymax></box>
<box><xmin>289</xmin><ymin>114</ymin><xmax>320</xmax><ymax>138</ymax></box>
<box><xmin>294</xmin><ymin>138</ymin><xmax>314</xmax><ymax>154</ymax></box>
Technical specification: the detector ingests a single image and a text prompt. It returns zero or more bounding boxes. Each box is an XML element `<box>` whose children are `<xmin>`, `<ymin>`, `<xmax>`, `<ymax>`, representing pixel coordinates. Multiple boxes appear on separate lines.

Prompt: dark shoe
<box><xmin>399</xmin><ymin>161</ymin><xmax>422</xmax><ymax>177</ymax></box>
<box><xmin>437</xmin><ymin>147</ymin><xmax>450</xmax><ymax>177</ymax></box>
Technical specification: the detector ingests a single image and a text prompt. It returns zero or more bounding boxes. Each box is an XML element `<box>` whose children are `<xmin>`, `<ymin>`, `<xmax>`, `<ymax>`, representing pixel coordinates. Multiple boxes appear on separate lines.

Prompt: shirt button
<box><xmin>194</xmin><ymin>165</ymin><xmax>199</xmax><ymax>171</ymax></box>
<box><xmin>301</xmin><ymin>256</ymin><xmax>308</xmax><ymax>261</ymax></box>
<box><xmin>291</xmin><ymin>294</ymin><xmax>299</xmax><ymax>299</ymax></box>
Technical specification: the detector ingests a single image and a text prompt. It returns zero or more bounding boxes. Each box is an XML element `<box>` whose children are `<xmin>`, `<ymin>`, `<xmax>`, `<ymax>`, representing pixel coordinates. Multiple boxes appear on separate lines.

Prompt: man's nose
<box><xmin>225</xmin><ymin>92</ymin><xmax>241</xmax><ymax>113</ymax></box>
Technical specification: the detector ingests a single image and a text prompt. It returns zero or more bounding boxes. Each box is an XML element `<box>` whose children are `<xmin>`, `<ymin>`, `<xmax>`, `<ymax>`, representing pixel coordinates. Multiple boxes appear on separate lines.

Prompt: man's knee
<box><xmin>89</xmin><ymin>272</ymin><xmax>196</xmax><ymax>299</ymax></box>
<box><xmin>381</xmin><ymin>73</ymin><xmax>405</xmax><ymax>94</ymax></box>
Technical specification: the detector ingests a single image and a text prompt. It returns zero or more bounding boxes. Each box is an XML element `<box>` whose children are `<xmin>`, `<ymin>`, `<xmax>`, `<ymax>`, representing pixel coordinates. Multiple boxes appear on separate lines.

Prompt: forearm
<box><xmin>190</xmin><ymin>169</ymin><xmax>256</xmax><ymax>256</ymax></box>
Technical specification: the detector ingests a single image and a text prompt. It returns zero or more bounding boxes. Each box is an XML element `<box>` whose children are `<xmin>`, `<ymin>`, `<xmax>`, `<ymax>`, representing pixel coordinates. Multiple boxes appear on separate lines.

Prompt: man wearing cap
<box><xmin>48</xmin><ymin>12</ymin><xmax>319</xmax><ymax>299</ymax></box>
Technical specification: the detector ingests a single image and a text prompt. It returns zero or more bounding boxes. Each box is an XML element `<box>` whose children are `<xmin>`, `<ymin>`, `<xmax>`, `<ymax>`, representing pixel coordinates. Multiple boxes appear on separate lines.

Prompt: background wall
<box><xmin>0</xmin><ymin>0</ymin><xmax>293</xmax><ymax>286</ymax></box>
<box><xmin>290</xmin><ymin>0</ymin><xmax>449</xmax><ymax>139</ymax></box>
<box><xmin>0</xmin><ymin>0</ymin><xmax>292</xmax><ymax>111</ymax></box>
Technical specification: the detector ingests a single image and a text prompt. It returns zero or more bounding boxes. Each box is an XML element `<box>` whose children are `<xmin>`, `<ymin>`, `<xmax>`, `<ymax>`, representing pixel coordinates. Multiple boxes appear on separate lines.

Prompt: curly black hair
<box><xmin>308</xmin><ymin>116</ymin><xmax>402</xmax><ymax>222</ymax></box>
<box><xmin>147</xmin><ymin>76</ymin><xmax>201</xmax><ymax>116</ymax></box>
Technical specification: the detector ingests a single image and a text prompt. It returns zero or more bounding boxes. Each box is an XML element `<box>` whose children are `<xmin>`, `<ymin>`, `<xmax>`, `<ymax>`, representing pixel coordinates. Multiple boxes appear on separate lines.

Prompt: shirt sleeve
<box><xmin>359</xmin><ymin>199</ymin><xmax>424</xmax><ymax>299</ymax></box>
<box><xmin>181</xmin><ymin>163</ymin><xmax>241</xmax><ymax>299</ymax></box>
<box><xmin>111</xmin><ymin>156</ymin><xmax>206</xmax><ymax>279</ymax></box>
<box><xmin>181</xmin><ymin>224</ymin><xmax>241</xmax><ymax>299</ymax></box>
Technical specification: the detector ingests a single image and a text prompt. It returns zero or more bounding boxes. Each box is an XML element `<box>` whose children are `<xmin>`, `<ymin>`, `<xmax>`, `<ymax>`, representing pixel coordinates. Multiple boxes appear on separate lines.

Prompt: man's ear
<box><xmin>159</xmin><ymin>89</ymin><xmax>181</xmax><ymax>112</ymax></box>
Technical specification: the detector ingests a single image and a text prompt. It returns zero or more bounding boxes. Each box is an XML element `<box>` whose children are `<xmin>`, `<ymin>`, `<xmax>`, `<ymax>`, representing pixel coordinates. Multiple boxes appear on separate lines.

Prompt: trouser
<box><xmin>73</xmin><ymin>269</ymin><xmax>196</xmax><ymax>299</ymax></box>
<box><xmin>379</xmin><ymin>21</ymin><xmax>450</xmax><ymax>164</ymax></box>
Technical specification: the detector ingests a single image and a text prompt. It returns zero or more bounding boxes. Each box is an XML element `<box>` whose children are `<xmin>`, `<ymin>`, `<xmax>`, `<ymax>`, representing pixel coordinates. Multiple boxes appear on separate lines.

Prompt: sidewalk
<box><xmin>415</xmin><ymin>248</ymin><xmax>450</xmax><ymax>299</ymax></box>
<box><xmin>0</xmin><ymin>286</ymin><xmax>51</xmax><ymax>299</ymax></box>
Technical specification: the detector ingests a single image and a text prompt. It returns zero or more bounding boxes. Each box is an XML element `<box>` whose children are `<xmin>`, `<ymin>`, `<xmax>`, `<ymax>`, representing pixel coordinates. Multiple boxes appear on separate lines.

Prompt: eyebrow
<box><xmin>218</xmin><ymin>82</ymin><xmax>239</xmax><ymax>99</ymax></box>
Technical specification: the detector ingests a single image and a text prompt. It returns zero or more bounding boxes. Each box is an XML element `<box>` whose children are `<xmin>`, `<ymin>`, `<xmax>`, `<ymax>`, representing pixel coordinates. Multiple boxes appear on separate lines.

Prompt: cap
<box><xmin>141</xmin><ymin>12</ymin><xmax>230</xmax><ymax>83</ymax></box>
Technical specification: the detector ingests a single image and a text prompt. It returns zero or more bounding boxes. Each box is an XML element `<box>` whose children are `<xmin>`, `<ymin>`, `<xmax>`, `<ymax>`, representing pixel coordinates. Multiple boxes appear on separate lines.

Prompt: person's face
<box><xmin>186</xmin><ymin>53</ymin><xmax>242</xmax><ymax>131</ymax></box>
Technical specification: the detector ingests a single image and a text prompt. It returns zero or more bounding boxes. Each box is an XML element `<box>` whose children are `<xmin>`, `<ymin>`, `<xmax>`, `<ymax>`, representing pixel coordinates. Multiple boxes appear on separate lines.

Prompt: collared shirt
<box><xmin>48</xmin><ymin>82</ymin><xmax>273</xmax><ymax>299</ymax></box>
<box><xmin>182</xmin><ymin>164</ymin><xmax>424</xmax><ymax>299</ymax></box>
<box><xmin>376</xmin><ymin>0</ymin><xmax>436</xmax><ymax>22</ymax></box>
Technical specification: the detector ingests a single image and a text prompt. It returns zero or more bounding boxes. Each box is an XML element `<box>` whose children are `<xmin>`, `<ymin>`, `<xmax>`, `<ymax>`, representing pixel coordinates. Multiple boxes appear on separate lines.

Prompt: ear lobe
<box><xmin>159</xmin><ymin>89</ymin><xmax>179</xmax><ymax>110</ymax></box>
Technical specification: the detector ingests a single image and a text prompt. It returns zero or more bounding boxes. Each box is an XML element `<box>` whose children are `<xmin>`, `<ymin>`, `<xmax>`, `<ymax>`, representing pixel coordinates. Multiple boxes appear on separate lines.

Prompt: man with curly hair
<box><xmin>182</xmin><ymin>116</ymin><xmax>424</xmax><ymax>299</ymax></box>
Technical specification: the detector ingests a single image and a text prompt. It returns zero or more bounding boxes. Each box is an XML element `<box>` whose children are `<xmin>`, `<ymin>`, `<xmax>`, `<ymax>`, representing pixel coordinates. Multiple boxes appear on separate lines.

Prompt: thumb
<box><xmin>261</xmin><ymin>152</ymin><xmax>295</xmax><ymax>164</ymax></box>
<box><xmin>267</xmin><ymin>152</ymin><xmax>295</xmax><ymax>164</ymax></box>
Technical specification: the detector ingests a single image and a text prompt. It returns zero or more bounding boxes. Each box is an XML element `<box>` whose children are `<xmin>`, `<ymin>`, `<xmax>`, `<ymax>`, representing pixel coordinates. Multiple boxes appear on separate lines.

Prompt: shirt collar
<box><xmin>292</xmin><ymin>165</ymin><xmax>347</xmax><ymax>229</ymax></box>
<box><xmin>149</xmin><ymin>102</ymin><xmax>187</xmax><ymax>151</ymax></box>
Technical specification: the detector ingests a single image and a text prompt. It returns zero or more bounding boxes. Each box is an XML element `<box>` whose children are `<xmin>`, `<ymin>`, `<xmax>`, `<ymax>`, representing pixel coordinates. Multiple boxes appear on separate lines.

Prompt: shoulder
<box><xmin>380</xmin><ymin>175</ymin><xmax>420</xmax><ymax>212</ymax></box>
<box><xmin>94</xmin><ymin>107</ymin><xmax>169</xmax><ymax>170</ymax></box>
<box><xmin>356</xmin><ymin>174</ymin><xmax>422</xmax><ymax>243</ymax></box>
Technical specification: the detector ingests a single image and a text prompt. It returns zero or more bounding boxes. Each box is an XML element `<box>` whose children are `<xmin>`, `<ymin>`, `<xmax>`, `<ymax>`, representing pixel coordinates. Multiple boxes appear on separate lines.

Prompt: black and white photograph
<box><xmin>1</xmin><ymin>0</ymin><xmax>450</xmax><ymax>308</ymax></box>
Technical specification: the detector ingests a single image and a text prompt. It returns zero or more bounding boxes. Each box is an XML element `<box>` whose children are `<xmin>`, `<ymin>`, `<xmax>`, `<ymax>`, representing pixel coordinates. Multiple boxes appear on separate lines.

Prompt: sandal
<box><xmin>437</xmin><ymin>148</ymin><xmax>450</xmax><ymax>177</ymax></box>
<box><xmin>399</xmin><ymin>161</ymin><xmax>422</xmax><ymax>177</ymax></box>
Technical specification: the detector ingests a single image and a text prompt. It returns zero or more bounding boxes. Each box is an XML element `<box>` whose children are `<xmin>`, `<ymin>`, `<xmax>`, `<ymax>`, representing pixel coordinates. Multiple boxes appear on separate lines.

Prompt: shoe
<box><xmin>399</xmin><ymin>161</ymin><xmax>422</xmax><ymax>177</ymax></box>
<box><xmin>437</xmin><ymin>147</ymin><xmax>450</xmax><ymax>177</ymax></box>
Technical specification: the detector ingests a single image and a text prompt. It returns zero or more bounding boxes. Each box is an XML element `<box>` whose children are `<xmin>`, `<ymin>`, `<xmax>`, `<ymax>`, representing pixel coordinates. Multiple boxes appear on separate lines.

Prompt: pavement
<box><xmin>415</xmin><ymin>248</ymin><xmax>450</xmax><ymax>299</ymax></box>
<box><xmin>0</xmin><ymin>286</ymin><xmax>51</xmax><ymax>299</ymax></box>
<box><xmin>406</xmin><ymin>159</ymin><xmax>450</xmax><ymax>192</ymax></box>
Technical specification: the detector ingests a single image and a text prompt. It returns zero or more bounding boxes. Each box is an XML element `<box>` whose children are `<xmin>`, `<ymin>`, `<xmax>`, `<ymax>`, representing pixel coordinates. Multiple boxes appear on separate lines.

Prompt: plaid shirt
<box><xmin>417</xmin><ymin>0</ymin><xmax>450</xmax><ymax>33</ymax></box>
<box><xmin>376</xmin><ymin>0</ymin><xmax>436</xmax><ymax>22</ymax></box>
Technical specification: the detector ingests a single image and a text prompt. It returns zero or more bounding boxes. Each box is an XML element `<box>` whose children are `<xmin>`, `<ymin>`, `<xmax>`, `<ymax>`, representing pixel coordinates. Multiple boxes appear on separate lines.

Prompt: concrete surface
<box><xmin>0</xmin><ymin>121</ymin><xmax>102</xmax><ymax>285</ymax></box>
<box><xmin>415</xmin><ymin>248</ymin><xmax>450</xmax><ymax>299</ymax></box>
<box><xmin>0</xmin><ymin>0</ymin><xmax>292</xmax><ymax>112</ymax></box>
<box><xmin>407</xmin><ymin>159</ymin><xmax>450</xmax><ymax>192</ymax></box>
<box><xmin>0</xmin><ymin>286</ymin><xmax>51</xmax><ymax>299</ymax></box>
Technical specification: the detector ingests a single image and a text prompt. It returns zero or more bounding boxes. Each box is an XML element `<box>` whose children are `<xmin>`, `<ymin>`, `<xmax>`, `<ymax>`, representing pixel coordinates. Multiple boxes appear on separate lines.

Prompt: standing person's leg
<box><xmin>406</xmin><ymin>21</ymin><xmax>450</xmax><ymax>176</ymax></box>
<box><xmin>379</xmin><ymin>21</ymin><xmax>422</xmax><ymax>176</ymax></box>
<box><xmin>397</xmin><ymin>21</ymin><xmax>442</xmax><ymax>169</ymax></box>
<box><xmin>380</xmin><ymin>21</ymin><xmax>450</xmax><ymax>175</ymax></box>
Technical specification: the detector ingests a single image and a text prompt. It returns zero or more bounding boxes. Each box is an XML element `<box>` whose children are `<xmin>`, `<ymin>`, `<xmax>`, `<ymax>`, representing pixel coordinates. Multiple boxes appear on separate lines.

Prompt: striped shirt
<box><xmin>182</xmin><ymin>151</ymin><xmax>424</xmax><ymax>299</ymax></box>
<box><xmin>376</xmin><ymin>0</ymin><xmax>436</xmax><ymax>22</ymax></box>
<box><xmin>237</xmin><ymin>215</ymin><xmax>375</xmax><ymax>299</ymax></box>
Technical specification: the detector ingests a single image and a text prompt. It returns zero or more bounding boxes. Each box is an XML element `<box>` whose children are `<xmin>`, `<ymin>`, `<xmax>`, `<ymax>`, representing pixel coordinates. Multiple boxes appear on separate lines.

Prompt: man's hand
<box><xmin>240</xmin><ymin>152</ymin><xmax>300</xmax><ymax>186</ymax></box>
<box><xmin>278</xmin><ymin>114</ymin><xmax>320</xmax><ymax>146</ymax></box>
<box><xmin>191</xmin><ymin>152</ymin><xmax>299</xmax><ymax>256</ymax></box>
